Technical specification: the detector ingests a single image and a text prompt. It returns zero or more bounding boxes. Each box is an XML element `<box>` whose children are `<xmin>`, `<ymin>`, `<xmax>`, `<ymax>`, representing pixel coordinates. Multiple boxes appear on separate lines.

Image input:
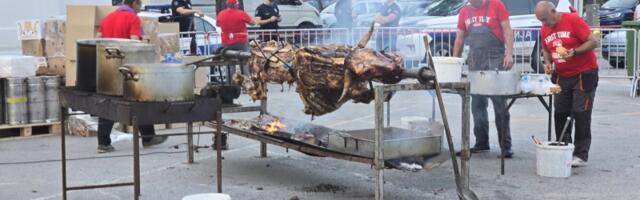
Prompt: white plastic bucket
<box><xmin>182</xmin><ymin>193</ymin><xmax>231</xmax><ymax>200</ymax></box>
<box><xmin>536</xmin><ymin>141</ymin><xmax>574</xmax><ymax>178</ymax></box>
<box><xmin>432</xmin><ymin>57</ymin><xmax>463</xmax><ymax>83</ymax></box>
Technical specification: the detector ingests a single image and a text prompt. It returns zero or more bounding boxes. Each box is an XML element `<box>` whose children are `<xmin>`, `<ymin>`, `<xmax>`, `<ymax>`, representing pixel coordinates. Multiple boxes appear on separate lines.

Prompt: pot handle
<box><xmin>118</xmin><ymin>67</ymin><xmax>139</xmax><ymax>81</ymax></box>
<box><xmin>105</xmin><ymin>47</ymin><xmax>124</xmax><ymax>59</ymax></box>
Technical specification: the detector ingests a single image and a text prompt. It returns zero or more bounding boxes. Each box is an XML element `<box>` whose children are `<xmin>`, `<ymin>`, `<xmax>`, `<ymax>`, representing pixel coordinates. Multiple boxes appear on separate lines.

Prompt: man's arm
<box><xmin>255</xmin><ymin>16</ymin><xmax>277</xmax><ymax>25</ymax></box>
<box><xmin>573</xmin><ymin>34</ymin><xmax>599</xmax><ymax>55</ymax></box>
<box><xmin>453</xmin><ymin>29</ymin><xmax>465</xmax><ymax>57</ymax></box>
<box><xmin>176</xmin><ymin>7</ymin><xmax>203</xmax><ymax>16</ymax></box>
<box><xmin>374</xmin><ymin>13</ymin><xmax>397</xmax><ymax>24</ymax></box>
<box><xmin>542</xmin><ymin>48</ymin><xmax>553</xmax><ymax>74</ymax></box>
<box><xmin>501</xmin><ymin>19</ymin><xmax>514</xmax><ymax>69</ymax></box>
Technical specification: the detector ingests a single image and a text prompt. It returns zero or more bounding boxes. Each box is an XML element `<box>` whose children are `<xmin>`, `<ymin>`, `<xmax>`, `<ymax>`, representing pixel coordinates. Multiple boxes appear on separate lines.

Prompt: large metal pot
<box><xmin>76</xmin><ymin>39</ymin><xmax>138</xmax><ymax>92</ymax></box>
<box><xmin>97</xmin><ymin>43</ymin><xmax>156</xmax><ymax>96</ymax></box>
<box><xmin>119</xmin><ymin>63</ymin><xmax>195</xmax><ymax>102</ymax></box>
<box><xmin>468</xmin><ymin>70</ymin><xmax>521</xmax><ymax>96</ymax></box>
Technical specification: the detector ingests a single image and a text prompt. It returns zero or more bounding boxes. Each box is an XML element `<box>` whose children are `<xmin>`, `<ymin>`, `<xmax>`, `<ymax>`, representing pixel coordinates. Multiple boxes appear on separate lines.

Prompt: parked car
<box><xmin>140</xmin><ymin>6</ymin><xmax>222</xmax><ymax>55</ymax></box>
<box><xmin>396</xmin><ymin>0</ymin><xmax>572</xmax><ymax>73</ymax></box>
<box><xmin>243</xmin><ymin>0</ymin><xmax>323</xmax><ymax>29</ymax></box>
<box><xmin>599</xmin><ymin>0</ymin><xmax>637</xmax><ymax>27</ymax></box>
<box><xmin>601</xmin><ymin>30</ymin><xmax>627</xmax><ymax>68</ymax></box>
<box><xmin>321</xmin><ymin>0</ymin><xmax>386</xmax><ymax>28</ymax></box>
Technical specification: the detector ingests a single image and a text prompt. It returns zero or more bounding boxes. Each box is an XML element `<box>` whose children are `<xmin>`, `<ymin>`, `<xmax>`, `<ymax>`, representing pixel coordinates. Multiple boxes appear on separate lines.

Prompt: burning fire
<box><xmin>264</xmin><ymin>120</ymin><xmax>286</xmax><ymax>134</ymax></box>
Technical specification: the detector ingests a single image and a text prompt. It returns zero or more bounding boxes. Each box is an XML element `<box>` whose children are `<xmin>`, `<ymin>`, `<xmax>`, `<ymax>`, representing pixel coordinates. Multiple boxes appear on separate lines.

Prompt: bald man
<box><xmin>535</xmin><ymin>1</ymin><xmax>599</xmax><ymax>168</ymax></box>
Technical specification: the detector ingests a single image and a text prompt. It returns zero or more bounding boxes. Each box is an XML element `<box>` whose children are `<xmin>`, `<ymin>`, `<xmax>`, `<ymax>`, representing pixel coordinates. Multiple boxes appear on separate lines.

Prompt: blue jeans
<box><xmin>471</xmin><ymin>95</ymin><xmax>511</xmax><ymax>150</ymax></box>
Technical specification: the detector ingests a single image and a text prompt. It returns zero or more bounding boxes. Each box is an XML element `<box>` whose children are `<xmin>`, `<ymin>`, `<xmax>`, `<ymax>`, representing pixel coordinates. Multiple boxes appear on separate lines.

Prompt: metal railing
<box><xmin>179</xmin><ymin>26</ymin><xmax>640</xmax><ymax>97</ymax></box>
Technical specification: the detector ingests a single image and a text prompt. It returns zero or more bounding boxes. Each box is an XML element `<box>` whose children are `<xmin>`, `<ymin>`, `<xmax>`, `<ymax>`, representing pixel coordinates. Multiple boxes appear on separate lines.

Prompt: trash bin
<box><xmin>622</xmin><ymin>21</ymin><xmax>640</xmax><ymax>77</ymax></box>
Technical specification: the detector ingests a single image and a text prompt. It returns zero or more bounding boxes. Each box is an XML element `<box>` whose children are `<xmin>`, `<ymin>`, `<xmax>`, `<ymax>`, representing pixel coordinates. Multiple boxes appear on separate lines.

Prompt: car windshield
<box><xmin>322</xmin><ymin>3</ymin><xmax>335</xmax><ymax>13</ymax></box>
<box><xmin>425</xmin><ymin>0</ymin><xmax>466</xmax><ymax>16</ymax></box>
<box><xmin>602</xmin><ymin>0</ymin><xmax>637</xmax><ymax>8</ymax></box>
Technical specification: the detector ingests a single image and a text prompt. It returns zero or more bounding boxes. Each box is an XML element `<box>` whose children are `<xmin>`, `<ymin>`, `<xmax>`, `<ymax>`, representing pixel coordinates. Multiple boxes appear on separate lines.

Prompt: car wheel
<box><xmin>431</xmin><ymin>41</ymin><xmax>452</xmax><ymax>56</ymax></box>
<box><xmin>609</xmin><ymin>59</ymin><xmax>625</xmax><ymax>69</ymax></box>
<box><xmin>530</xmin><ymin>41</ymin><xmax>545</xmax><ymax>73</ymax></box>
<box><xmin>295</xmin><ymin>23</ymin><xmax>317</xmax><ymax>44</ymax></box>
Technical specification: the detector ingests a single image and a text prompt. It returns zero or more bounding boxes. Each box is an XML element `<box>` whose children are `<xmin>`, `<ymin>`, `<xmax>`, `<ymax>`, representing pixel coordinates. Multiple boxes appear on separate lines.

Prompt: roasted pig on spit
<box><xmin>235</xmin><ymin>24</ymin><xmax>404</xmax><ymax>116</ymax></box>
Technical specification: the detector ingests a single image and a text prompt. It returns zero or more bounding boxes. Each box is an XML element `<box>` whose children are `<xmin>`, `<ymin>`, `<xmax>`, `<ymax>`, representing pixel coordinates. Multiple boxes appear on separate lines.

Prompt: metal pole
<box><xmin>461</xmin><ymin>85</ymin><xmax>471</xmax><ymax>189</ymax></box>
<box><xmin>548</xmin><ymin>95</ymin><xmax>553</xmax><ymax>141</ymax></box>
<box><xmin>187</xmin><ymin>122</ymin><xmax>194</xmax><ymax>163</ymax></box>
<box><xmin>260</xmin><ymin>99</ymin><xmax>268</xmax><ymax>158</ymax></box>
<box><xmin>386</xmin><ymin>101</ymin><xmax>390</xmax><ymax>127</ymax></box>
<box><xmin>215</xmin><ymin>111</ymin><xmax>223</xmax><ymax>193</ymax></box>
<box><xmin>374</xmin><ymin>87</ymin><xmax>385</xmax><ymax>200</ymax></box>
<box><xmin>60</xmin><ymin>106</ymin><xmax>67</xmax><ymax>200</ymax></box>
<box><xmin>132</xmin><ymin>117</ymin><xmax>140</xmax><ymax>200</ymax></box>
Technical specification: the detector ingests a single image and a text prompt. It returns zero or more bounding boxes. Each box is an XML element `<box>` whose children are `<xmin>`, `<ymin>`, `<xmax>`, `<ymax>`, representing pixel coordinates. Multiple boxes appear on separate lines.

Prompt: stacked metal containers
<box><xmin>43</xmin><ymin>76</ymin><xmax>61</xmax><ymax>122</ymax></box>
<box><xmin>1</xmin><ymin>76</ymin><xmax>60</xmax><ymax>125</ymax></box>
<box><xmin>27</xmin><ymin>77</ymin><xmax>46</xmax><ymax>123</ymax></box>
<box><xmin>3</xmin><ymin>78</ymin><xmax>28</xmax><ymax>124</ymax></box>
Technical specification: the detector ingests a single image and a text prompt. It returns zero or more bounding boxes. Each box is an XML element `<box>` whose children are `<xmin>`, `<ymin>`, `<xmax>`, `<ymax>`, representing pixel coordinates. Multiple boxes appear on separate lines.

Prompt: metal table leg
<box><xmin>374</xmin><ymin>87</ymin><xmax>385</xmax><ymax>200</ymax></box>
<box><xmin>461</xmin><ymin>89</ymin><xmax>471</xmax><ymax>189</ymax></box>
<box><xmin>132</xmin><ymin>117</ymin><xmax>140</xmax><ymax>200</ymax></box>
<box><xmin>61</xmin><ymin>106</ymin><xmax>68</xmax><ymax>200</ymax></box>
<box><xmin>215</xmin><ymin>111</ymin><xmax>223</xmax><ymax>193</ymax></box>
<box><xmin>187</xmin><ymin>122</ymin><xmax>194</xmax><ymax>163</ymax></box>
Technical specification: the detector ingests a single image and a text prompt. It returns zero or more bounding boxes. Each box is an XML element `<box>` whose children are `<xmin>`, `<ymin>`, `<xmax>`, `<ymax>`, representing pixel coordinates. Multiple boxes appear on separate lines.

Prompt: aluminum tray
<box><xmin>328</xmin><ymin>127</ymin><xmax>442</xmax><ymax>160</ymax></box>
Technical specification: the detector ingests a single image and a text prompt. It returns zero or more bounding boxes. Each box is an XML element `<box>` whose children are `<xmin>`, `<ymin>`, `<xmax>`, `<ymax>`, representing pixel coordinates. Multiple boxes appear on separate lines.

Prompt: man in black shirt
<box><xmin>254</xmin><ymin>0</ymin><xmax>281</xmax><ymax>41</ymax></box>
<box><xmin>172</xmin><ymin>0</ymin><xmax>204</xmax><ymax>54</ymax></box>
<box><xmin>374</xmin><ymin>0</ymin><xmax>401</xmax><ymax>51</ymax></box>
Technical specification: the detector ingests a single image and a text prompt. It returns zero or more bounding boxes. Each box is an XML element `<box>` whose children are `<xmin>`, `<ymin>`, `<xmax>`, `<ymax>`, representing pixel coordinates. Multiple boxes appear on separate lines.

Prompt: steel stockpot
<box><xmin>97</xmin><ymin>42</ymin><xmax>156</xmax><ymax>96</ymax></box>
<box><xmin>468</xmin><ymin>70</ymin><xmax>521</xmax><ymax>96</ymax></box>
<box><xmin>119</xmin><ymin>63</ymin><xmax>195</xmax><ymax>102</ymax></box>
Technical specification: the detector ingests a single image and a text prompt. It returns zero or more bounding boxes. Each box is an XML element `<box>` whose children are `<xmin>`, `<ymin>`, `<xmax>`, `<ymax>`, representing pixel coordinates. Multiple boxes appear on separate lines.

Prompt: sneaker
<box><xmin>142</xmin><ymin>135</ymin><xmax>168</xmax><ymax>147</ymax></box>
<box><xmin>571</xmin><ymin>157</ymin><xmax>587</xmax><ymax>168</ymax></box>
<box><xmin>456</xmin><ymin>145</ymin><xmax>490</xmax><ymax>156</ymax></box>
<box><xmin>97</xmin><ymin>145</ymin><xmax>115</xmax><ymax>153</ymax></box>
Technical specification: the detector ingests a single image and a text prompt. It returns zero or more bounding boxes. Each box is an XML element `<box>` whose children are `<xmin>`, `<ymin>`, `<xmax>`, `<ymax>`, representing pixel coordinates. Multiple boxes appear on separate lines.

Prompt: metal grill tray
<box><xmin>329</xmin><ymin>127</ymin><xmax>442</xmax><ymax>160</ymax></box>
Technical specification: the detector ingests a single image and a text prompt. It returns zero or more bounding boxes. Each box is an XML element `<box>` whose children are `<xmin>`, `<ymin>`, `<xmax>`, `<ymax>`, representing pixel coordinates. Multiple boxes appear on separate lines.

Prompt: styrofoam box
<box><xmin>0</xmin><ymin>55</ymin><xmax>37</xmax><ymax>78</ymax></box>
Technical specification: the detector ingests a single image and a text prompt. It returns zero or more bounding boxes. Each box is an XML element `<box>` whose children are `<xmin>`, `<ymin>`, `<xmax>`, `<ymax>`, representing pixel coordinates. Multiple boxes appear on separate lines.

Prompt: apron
<box><xmin>465</xmin><ymin>1</ymin><xmax>505</xmax><ymax>71</ymax></box>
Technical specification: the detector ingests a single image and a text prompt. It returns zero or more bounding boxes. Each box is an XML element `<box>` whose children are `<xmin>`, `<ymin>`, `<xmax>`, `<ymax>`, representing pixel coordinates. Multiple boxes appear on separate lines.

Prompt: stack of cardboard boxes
<box><xmin>64</xmin><ymin>5</ymin><xmax>117</xmax><ymax>86</ymax></box>
<box><xmin>43</xmin><ymin>18</ymin><xmax>66</xmax><ymax>76</ymax></box>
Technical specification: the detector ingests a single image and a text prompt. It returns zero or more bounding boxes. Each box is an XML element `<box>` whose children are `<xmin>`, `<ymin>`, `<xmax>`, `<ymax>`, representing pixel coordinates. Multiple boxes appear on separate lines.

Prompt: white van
<box><xmin>242</xmin><ymin>0</ymin><xmax>323</xmax><ymax>29</ymax></box>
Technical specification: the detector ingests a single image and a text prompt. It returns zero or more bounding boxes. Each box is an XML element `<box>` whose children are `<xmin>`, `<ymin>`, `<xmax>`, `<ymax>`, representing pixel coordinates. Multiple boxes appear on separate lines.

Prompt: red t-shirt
<box><xmin>216</xmin><ymin>8</ymin><xmax>252</xmax><ymax>46</ymax></box>
<box><xmin>98</xmin><ymin>10</ymin><xmax>142</xmax><ymax>39</ymax></box>
<box><xmin>541</xmin><ymin>13</ymin><xmax>598</xmax><ymax>77</ymax></box>
<box><xmin>457</xmin><ymin>0</ymin><xmax>510</xmax><ymax>42</ymax></box>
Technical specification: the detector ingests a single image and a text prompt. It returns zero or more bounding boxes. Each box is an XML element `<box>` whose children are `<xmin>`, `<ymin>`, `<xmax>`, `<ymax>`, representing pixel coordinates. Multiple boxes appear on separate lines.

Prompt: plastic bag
<box><xmin>520</xmin><ymin>73</ymin><xmax>532</xmax><ymax>93</ymax></box>
<box><xmin>533</xmin><ymin>74</ymin><xmax>553</xmax><ymax>95</ymax></box>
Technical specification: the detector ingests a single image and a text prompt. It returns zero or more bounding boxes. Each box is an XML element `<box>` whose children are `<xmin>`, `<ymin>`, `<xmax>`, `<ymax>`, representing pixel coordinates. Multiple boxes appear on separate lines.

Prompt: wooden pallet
<box><xmin>0</xmin><ymin>122</ymin><xmax>61</xmax><ymax>139</ymax></box>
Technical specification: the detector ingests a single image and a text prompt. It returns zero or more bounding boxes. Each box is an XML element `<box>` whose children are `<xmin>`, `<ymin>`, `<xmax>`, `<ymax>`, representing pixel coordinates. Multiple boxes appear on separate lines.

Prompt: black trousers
<box><xmin>553</xmin><ymin>69</ymin><xmax>598</xmax><ymax>161</ymax></box>
<box><xmin>471</xmin><ymin>95</ymin><xmax>511</xmax><ymax>150</ymax></box>
<box><xmin>97</xmin><ymin>118</ymin><xmax>156</xmax><ymax>146</ymax></box>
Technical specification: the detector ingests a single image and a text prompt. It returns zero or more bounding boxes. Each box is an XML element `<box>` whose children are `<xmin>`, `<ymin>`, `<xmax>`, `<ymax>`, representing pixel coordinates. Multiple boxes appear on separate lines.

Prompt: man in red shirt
<box><xmin>536</xmin><ymin>1</ymin><xmax>599</xmax><ymax>167</ymax></box>
<box><xmin>216</xmin><ymin>0</ymin><xmax>256</xmax><ymax>51</ymax></box>
<box><xmin>98</xmin><ymin>0</ymin><xmax>143</xmax><ymax>40</ymax></box>
<box><xmin>453</xmin><ymin>0</ymin><xmax>514</xmax><ymax>158</ymax></box>
<box><xmin>95</xmin><ymin>0</ymin><xmax>167</xmax><ymax>153</ymax></box>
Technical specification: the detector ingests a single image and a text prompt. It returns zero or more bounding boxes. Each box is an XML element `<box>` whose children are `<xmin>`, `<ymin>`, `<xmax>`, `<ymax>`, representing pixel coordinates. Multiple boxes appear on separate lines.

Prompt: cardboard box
<box><xmin>44</xmin><ymin>18</ymin><xmax>66</xmax><ymax>41</ymax></box>
<box><xmin>45</xmin><ymin>57</ymin><xmax>66</xmax><ymax>76</ymax></box>
<box><xmin>64</xmin><ymin>5</ymin><xmax>116</xmax><ymax>85</ymax></box>
<box><xmin>45</xmin><ymin>39</ymin><xmax>65</xmax><ymax>58</ymax></box>
<box><xmin>155</xmin><ymin>33</ymin><xmax>181</xmax><ymax>57</ymax></box>
<box><xmin>65</xmin><ymin>5</ymin><xmax>116</xmax><ymax>60</ymax></box>
<box><xmin>16</xmin><ymin>19</ymin><xmax>44</xmax><ymax>40</ymax></box>
<box><xmin>22</xmin><ymin>39</ymin><xmax>46</xmax><ymax>57</ymax></box>
<box><xmin>65</xmin><ymin>59</ymin><xmax>76</xmax><ymax>86</ymax></box>
<box><xmin>195</xmin><ymin>67</ymin><xmax>210</xmax><ymax>90</ymax></box>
